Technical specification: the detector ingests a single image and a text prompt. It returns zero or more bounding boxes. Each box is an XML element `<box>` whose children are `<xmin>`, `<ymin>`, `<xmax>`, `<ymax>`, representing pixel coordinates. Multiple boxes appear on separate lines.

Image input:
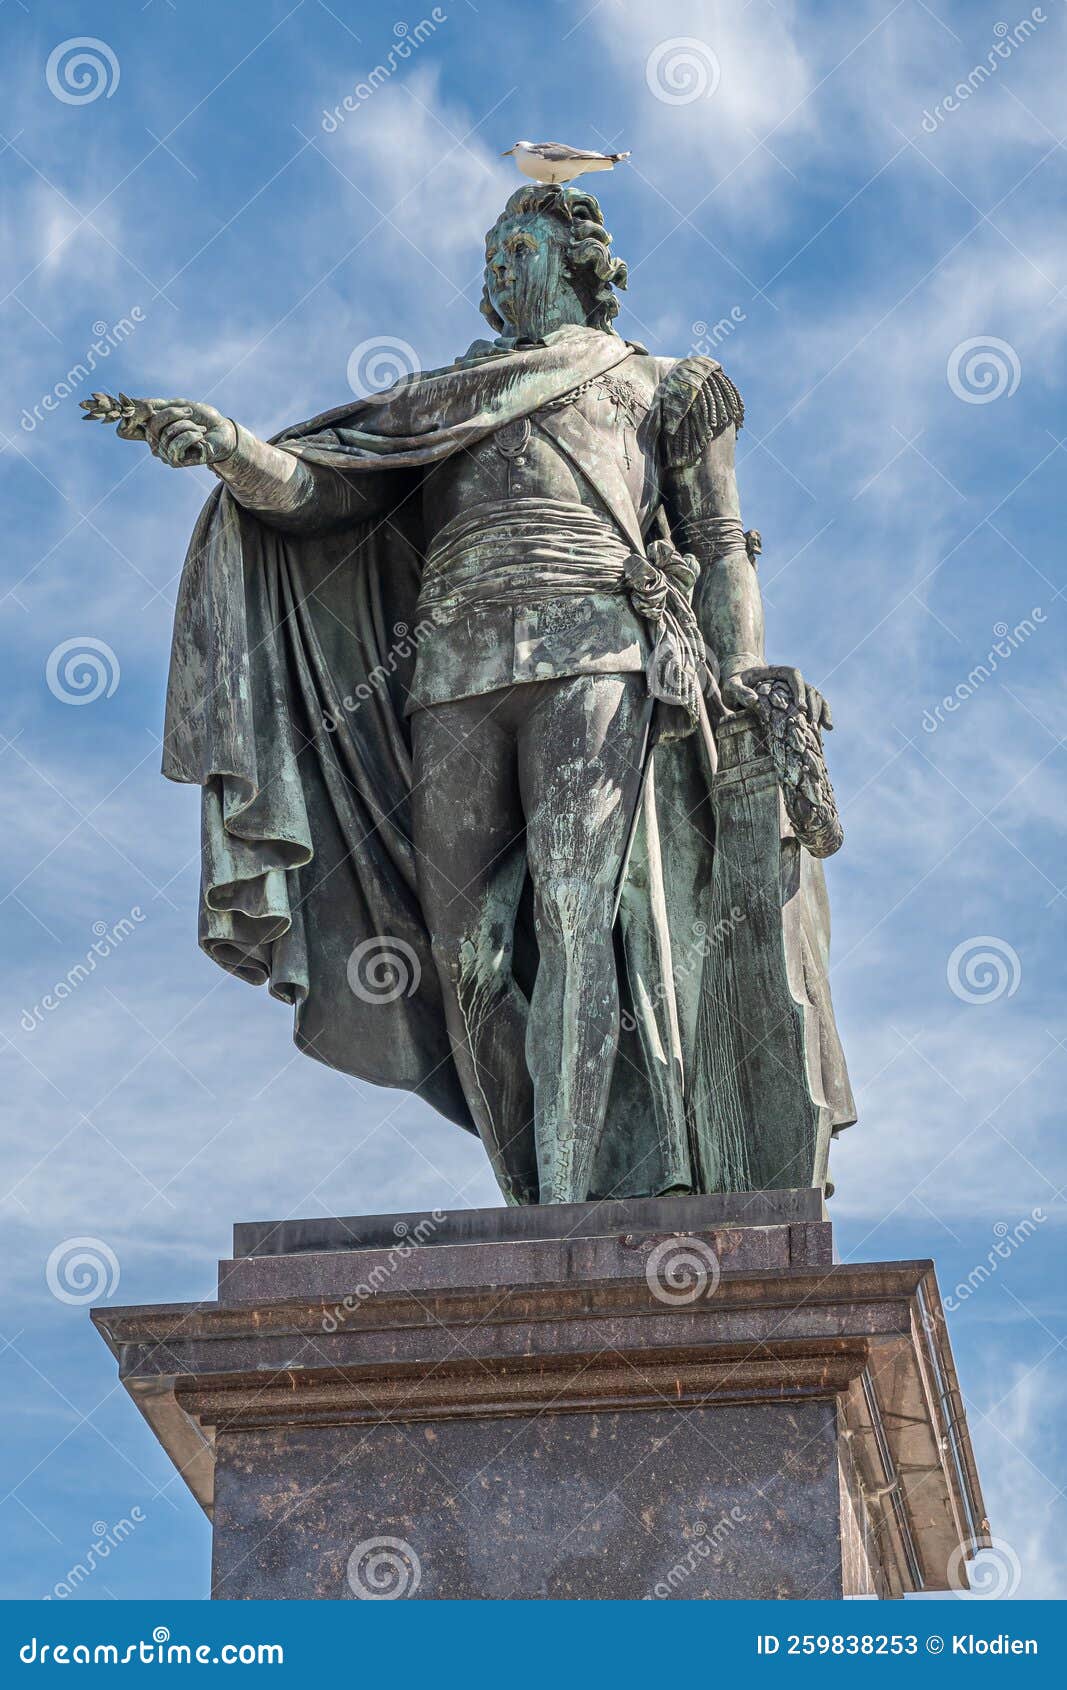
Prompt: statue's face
<box><xmin>484</xmin><ymin>213</ymin><xmax>583</xmax><ymax>338</ymax></box>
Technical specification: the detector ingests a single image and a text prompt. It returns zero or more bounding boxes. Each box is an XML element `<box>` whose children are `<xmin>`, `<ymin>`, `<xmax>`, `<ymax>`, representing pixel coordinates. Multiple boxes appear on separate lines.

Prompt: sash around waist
<box><xmin>414</xmin><ymin>497</ymin><xmax>708</xmax><ymax>738</ymax></box>
<box><xmin>418</xmin><ymin>498</ymin><xmax>633</xmax><ymax>618</ymax></box>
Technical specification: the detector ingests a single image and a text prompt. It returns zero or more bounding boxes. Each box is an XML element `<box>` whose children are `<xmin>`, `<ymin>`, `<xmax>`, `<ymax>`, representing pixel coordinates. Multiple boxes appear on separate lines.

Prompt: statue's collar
<box><xmin>456</xmin><ymin>324</ymin><xmax>645</xmax><ymax>366</ymax></box>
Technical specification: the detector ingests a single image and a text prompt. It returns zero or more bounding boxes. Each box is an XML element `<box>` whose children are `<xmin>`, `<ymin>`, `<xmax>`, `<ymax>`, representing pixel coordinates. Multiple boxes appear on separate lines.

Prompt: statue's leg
<box><xmin>410</xmin><ymin>691</ymin><xmax>539</xmax><ymax>1205</ymax></box>
<box><xmin>518</xmin><ymin>672</ymin><xmax>647</xmax><ymax>1204</ymax></box>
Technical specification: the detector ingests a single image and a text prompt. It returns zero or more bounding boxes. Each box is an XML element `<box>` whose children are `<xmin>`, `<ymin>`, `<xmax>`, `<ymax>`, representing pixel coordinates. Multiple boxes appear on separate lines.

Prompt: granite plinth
<box><xmin>91</xmin><ymin>1190</ymin><xmax>988</xmax><ymax>1600</ymax></box>
<box><xmin>231</xmin><ymin>1187</ymin><xmax>826</xmax><ymax>1258</ymax></box>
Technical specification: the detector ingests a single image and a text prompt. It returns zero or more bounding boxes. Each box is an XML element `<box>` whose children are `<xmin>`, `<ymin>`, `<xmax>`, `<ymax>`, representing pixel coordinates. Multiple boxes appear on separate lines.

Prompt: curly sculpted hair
<box><xmin>479</xmin><ymin>183</ymin><xmax>628</xmax><ymax>335</ymax></box>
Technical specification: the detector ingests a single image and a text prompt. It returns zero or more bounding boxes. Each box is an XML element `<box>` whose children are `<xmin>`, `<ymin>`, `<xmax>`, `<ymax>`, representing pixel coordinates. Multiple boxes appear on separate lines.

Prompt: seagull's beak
<box><xmin>501</xmin><ymin>147</ymin><xmax>514</xmax><ymax>156</ymax></box>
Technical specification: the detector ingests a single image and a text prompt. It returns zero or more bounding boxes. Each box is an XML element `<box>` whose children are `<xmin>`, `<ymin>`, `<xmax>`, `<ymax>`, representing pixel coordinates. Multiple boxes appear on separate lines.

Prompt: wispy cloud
<box><xmin>1</xmin><ymin>0</ymin><xmax>1065</xmax><ymax>1602</ymax></box>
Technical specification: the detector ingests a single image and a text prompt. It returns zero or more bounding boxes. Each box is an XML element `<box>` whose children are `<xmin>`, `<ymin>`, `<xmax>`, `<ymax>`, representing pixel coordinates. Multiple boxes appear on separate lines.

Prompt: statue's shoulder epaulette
<box><xmin>656</xmin><ymin>355</ymin><xmax>744</xmax><ymax>468</ymax></box>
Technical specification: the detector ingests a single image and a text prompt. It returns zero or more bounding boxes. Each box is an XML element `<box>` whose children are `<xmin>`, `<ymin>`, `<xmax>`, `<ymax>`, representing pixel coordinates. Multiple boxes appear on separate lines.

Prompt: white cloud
<box><xmin>592</xmin><ymin>0</ymin><xmax>815</xmax><ymax>217</ymax></box>
<box><xmin>967</xmin><ymin>1356</ymin><xmax>1067</xmax><ymax>1599</ymax></box>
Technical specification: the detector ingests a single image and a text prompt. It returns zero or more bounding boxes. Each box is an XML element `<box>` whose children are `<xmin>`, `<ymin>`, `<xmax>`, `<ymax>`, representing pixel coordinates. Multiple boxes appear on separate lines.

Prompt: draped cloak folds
<box><xmin>162</xmin><ymin>325</ymin><xmax>854</xmax><ymax>1198</ymax></box>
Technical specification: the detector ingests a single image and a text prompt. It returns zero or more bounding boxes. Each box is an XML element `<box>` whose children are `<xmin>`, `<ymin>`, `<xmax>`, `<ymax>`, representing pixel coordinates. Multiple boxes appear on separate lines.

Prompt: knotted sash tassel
<box><xmin>624</xmin><ymin>540</ymin><xmax>706</xmax><ymax>735</ymax></box>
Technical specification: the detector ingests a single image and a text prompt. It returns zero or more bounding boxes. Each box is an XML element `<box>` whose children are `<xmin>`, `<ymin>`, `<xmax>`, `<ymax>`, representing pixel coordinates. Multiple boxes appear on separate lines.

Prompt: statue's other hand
<box><xmin>142</xmin><ymin>399</ymin><xmax>238</xmax><ymax>469</ymax></box>
<box><xmin>723</xmin><ymin>666</ymin><xmax>833</xmax><ymax>732</ymax></box>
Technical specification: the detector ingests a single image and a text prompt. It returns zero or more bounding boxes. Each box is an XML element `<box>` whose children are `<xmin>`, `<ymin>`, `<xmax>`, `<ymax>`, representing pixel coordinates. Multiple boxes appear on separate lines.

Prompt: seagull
<box><xmin>502</xmin><ymin>140</ymin><xmax>630</xmax><ymax>185</ymax></box>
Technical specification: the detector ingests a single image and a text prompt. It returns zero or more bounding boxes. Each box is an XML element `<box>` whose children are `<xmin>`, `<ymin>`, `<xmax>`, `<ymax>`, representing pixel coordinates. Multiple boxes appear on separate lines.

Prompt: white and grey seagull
<box><xmin>502</xmin><ymin>140</ymin><xmax>631</xmax><ymax>186</ymax></box>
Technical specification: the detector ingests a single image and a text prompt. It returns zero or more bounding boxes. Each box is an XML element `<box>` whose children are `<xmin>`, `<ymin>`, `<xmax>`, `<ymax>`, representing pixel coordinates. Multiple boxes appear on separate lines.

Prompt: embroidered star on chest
<box><xmin>539</xmin><ymin>372</ymin><xmax>649</xmax><ymax>431</ymax></box>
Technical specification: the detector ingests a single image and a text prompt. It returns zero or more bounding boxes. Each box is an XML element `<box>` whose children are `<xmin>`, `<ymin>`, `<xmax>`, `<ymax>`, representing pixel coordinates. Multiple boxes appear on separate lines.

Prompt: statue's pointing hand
<box><xmin>142</xmin><ymin>398</ymin><xmax>238</xmax><ymax>468</ymax></box>
<box><xmin>80</xmin><ymin>393</ymin><xmax>237</xmax><ymax>468</ymax></box>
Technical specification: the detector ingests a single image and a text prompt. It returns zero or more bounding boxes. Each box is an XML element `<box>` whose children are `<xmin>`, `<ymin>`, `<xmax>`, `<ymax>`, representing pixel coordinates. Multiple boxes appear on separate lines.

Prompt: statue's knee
<box><xmin>532</xmin><ymin>872</ymin><xmax>613</xmax><ymax>944</ymax></box>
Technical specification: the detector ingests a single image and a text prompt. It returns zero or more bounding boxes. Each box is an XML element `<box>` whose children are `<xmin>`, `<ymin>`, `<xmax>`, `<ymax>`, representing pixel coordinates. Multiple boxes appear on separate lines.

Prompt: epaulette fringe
<box><xmin>658</xmin><ymin>356</ymin><xmax>744</xmax><ymax>468</ymax></box>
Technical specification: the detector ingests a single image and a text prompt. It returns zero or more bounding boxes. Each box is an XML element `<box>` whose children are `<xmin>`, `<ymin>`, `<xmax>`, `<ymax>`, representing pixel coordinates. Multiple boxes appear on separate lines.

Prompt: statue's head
<box><xmin>480</xmin><ymin>184</ymin><xmax>628</xmax><ymax>341</ymax></box>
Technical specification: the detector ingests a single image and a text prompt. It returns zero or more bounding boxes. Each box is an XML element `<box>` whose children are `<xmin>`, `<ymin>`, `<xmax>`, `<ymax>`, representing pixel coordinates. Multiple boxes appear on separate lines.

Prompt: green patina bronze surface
<box><xmin>85</xmin><ymin>183</ymin><xmax>855</xmax><ymax>1204</ymax></box>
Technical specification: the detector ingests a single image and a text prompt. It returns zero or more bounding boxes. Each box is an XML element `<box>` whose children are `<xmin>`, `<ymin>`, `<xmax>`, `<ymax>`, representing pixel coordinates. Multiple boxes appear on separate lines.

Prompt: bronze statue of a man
<box><xmin>90</xmin><ymin>183</ymin><xmax>855</xmax><ymax>1204</ymax></box>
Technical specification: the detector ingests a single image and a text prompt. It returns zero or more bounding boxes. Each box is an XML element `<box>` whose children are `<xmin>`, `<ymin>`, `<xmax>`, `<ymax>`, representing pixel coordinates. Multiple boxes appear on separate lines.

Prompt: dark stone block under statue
<box><xmin>92</xmin><ymin>1192</ymin><xmax>988</xmax><ymax>1600</ymax></box>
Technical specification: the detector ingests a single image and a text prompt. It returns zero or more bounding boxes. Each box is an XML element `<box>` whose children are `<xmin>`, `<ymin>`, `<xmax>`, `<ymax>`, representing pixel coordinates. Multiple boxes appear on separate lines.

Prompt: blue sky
<box><xmin>1</xmin><ymin>0</ymin><xmax>1064</xmax><ymax>1601</ymax></box>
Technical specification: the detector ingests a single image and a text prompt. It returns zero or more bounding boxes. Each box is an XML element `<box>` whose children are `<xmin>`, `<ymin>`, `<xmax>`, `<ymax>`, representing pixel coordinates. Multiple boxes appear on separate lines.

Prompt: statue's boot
<box><xmin>536</xmin><ymin>1119</ymin><xmax>604</xmax><ymax>1206</ymax></box>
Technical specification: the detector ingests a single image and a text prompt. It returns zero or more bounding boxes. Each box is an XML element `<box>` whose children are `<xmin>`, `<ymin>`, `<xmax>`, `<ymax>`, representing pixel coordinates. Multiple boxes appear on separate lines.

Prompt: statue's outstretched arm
<box><xmin>80</xmin><ymin>393</ymin><xmax>403</xmax><ymax>533</ymax></box>
<box><xmin>209</xmin><ymin>423</ymin><xmax>403</xmax><ymax>532</ymax></box>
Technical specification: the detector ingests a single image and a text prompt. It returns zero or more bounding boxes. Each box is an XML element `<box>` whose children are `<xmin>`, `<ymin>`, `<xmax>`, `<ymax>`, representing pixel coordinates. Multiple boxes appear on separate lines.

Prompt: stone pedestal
<box><xmin>92</xmin><ymin>1191</ymin><xmax>988</xmax><ymax>1600</ymax></box>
